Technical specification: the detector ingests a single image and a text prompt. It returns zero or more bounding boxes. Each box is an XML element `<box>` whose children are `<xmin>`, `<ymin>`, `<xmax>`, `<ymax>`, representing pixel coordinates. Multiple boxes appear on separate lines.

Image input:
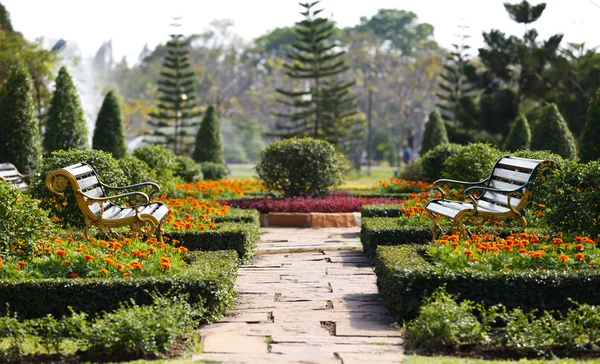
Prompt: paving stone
<box><xmin>202</xmin><ymin>334</ymin><xmax>268</xmax><ymax>354</ymax></box>
<box><xmin>334</xmin><ymin>319</ymin><xmax>402</xmax><ymax>337</ymax></box>
<box><xmin>192</xmin><ymin>353</ymin><xmax>340</xmax><ymax>363</ymax></box>
<box><xmin>220</xmin><ymin>312</ymin><xmax>272</xmax><ymax>323</ymax></box>
<box><xmin>336</xmin><ymin>352</ymin><xmax>404</xmax><ymax>363</ymax></box>
<box><xmin>270</xmin><ymin>334</ymin><xmax>403</xmax><ymax>346</ymax></box>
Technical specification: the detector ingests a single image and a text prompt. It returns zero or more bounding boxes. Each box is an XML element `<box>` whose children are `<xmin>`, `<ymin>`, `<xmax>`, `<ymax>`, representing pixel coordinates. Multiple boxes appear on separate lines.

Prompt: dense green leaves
<box><xmin>43</xmin><ymin>67</ymin><xmax>89</xmax><ymax>152</ymax></box>
<box><xmin>503</xmin><ymin>115</ymin><xmax>531</xmax><ymax>152</ymax></box>
<box><xmin>0</xmin><ymin>65</ymin><xmax>41</xmax><ymax>174</ymax></box>
<box><xmin>579</xmin><ymin>88</ymin><xmax>600</xmax><ymax>162</ymax></box>
<box><xmin>192</xmin><ymin>105</ymin><xmax>225</xmax><ymax>164</ymax></box>
<box><xmin>92</xmin><ymin>91</ymin><xmax>127</xmax><ymax>159</ymax></box>
<box><xmin>531</xmin><ymin>103</ymin><xmax>577</xmax><ymax>159</ymax></box>
<box><xmin>420</xmin><ymin>110</ymin><xmax>449</xmax><ymax>155</ymax></box>
<box><xmin>132</xmin><ymin>145</ymin><xmax>177</xmax><ymax>188</ymax></box>
<box><xmin>420</xmin><ymin>143</ymin><xmax>462</xmax><ymax>182</ymax></box>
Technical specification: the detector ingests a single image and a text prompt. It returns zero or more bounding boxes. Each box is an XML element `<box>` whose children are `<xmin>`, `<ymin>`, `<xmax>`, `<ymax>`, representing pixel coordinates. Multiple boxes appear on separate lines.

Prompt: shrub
<box><xmin>256</xmin><ymin>137</ymin><xmax>344</xmax><ymax>197</ymax></box>
<box><xmin>29</xmin><ymin>149</ymin><xmax>127</xmax><ymax>228</ymax></box>
<box><xmin>511</xmin><ymin>149</ymin><xmax>565</xmax><ymax>207</ymax></box>
<box><xmin>361</xmin><ymin>204</ymin><xmax>404</xmax><ymax>218</ymax></box>
<box><xmin>398</xmin><ymin>159</ymin><xmax>424</xmax><ymax>181</ymax></box>
<box><xmin>531</xmin><ymin>103</ymin><xmax>577</xmax><ymax>159</ymax></box>
<box><xmin>442</xmin><ymin>143</ymin><xmax>502</xmax><ymax>182</ymax></box>
<box><xmin>420</xmin><ymin>143</ymin><xmax>462</xmax><ymax>182</ymax></box>
<box><xmin>0</xmin><ymin>65</ymin><xmax>42</xmax><ymax>174</ymax></box>
<box><xmin>174</xmin><ymin>155</ymin><xmax>202</xmax><ymax>182</ymax></box>
<box><xmin>192</xmin><ymin>104</ymin><xmax>225</xmax><ymax>164</ymax></box>
<box><xmin>420</xmin><ymin>110</ymin><xmax>449</xmax><ymax>155</ymax></box>
<box><xmin>544</xmin><ymin>159</ymin><xmax>600</xmax><ymax>236</ymax></box>
<box><xmin>580</xmin><ymin>88</ymin><xmax>600</xmax><ymax>162</ymax></box>
<box><xmin>92</xmin><ymin>90</ymin><xmax>128</xmax><ymax>159</ymax></box>
<box><xmin>226</xmin><ymin>196</ymin><xmax>405</xmax><ymax>213</ymax></box>
<box><xmin>503</xmin><ymin>115</ymin><xmax>531</xmax><ymax>152</ymax></box>
<box><xmin>0</xmin><ymin>183</ymin><xmax>54</xmax><ymax>258</ymax></box>
<box><xmin>361</xmin><ymin>217</ymin><xmax>432</xmax><ymax>258</ymax></box>
<box><xmin>117</xmin><ymin>156</ymin><xmax>157</xmax><ymax>186</ymax></box>
<box><xmin>132</xmin><ymin>145</ymin><xmax>176</xmax><ymax>187</ymax></box>
<box><xmin>407</xmin><ymin>287</ymin><xmax>484</xmax><ymax>349</ymax></box>
<box><xmin>43</xmin><ymin>67</ymin><xmax>89</xmax><ymax>152</ymax></box>
<box><xmin>201</xmin><ymin>162</ymin><xmax>228</xmax><ymax>180</ymax></box>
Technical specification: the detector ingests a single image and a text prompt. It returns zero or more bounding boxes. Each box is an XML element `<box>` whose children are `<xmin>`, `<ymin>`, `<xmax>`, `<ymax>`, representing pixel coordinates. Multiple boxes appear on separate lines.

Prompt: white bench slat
<box><xmin>427</xmin><ymin>201</ymin><xmax>463</xmax><ymax>219</ymax></box>
<box><xmin>78</xmin><ymin>175</ymin><xmax>100</xmax><ymax>190</ymax></box>
<box><xmin>65</xmin><ymin>164</ymin><xmax>95</xmax><ymax>178</ymax></box>
<box><xmin>151</xmin><ymin>204</ymin><xmax>170</xmax><ymax>221</ymax></box>
<box><xmin>497</xmin><ymin>157</ymin><xmax>540</xmax><ymax>171</ymax></box>
<box><xmin>488</xmin><ymin>179</ymin><xmax>522</xmax><ymax>191</ymax></box>
<box><xmin>480</xmin><ymin>191</ymin><xmax>521</xmax><ymax>208</ymax></box>
<box><xmin>492</xmin><ymin>168</ymin><xmax>531</xmax><ymax>184</ymax></box>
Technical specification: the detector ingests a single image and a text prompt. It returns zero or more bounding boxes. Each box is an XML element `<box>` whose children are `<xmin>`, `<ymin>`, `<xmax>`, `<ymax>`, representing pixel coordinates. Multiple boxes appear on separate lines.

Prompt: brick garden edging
<box><xmin>259</xmin><ymin>212</ymin><xmax>361</xmax><ymax>228</ymax></box>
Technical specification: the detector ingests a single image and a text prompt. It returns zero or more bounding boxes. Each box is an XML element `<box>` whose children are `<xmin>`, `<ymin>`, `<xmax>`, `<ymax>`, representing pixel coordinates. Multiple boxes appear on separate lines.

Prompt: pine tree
<box><xmin>0</xmin><ymin>65</ymin><xmax>41</xmax><ymax>174</ymax></box>
<box><xmin>503</xmin><ymin>115</ymin><xmax>531</xmax><ymax>152</ymax></box>
<box><xmin>274</xmin><ymin>1</ymin><xmax>360</xmax><ymax>150</ymax></box>
<box><xmin>44</xmin><ymin>67</ymin><xmax>88</xmax><ymax>152</ymax></box>
<box><xmin>92</xmin><ymin>90</ymin><xmax>127</xmax><ymax>159</ymax></box>
<box><xmin>192</xmin><ymin>105</ymin><xmax>225</xmax><ymax>164</ymax></box>
<box><xmin>579</xmin><ymin>88</ymin><xmax>600</xmax><ymax>162</ymax></box>
<box><xmin>148</xmin><ymin>21</ymin><xmax>201</xmax><ymax>155</ymax></box>
<box><xmin>531</xmin><ymin>103</ymin><xmax>576</xmax><ymax>159</ymax></box>
<box><xmin>420</xmin><ymin>110</ymin><xmax>449</xmax><ymax>155</ymax></box>
<box><xmin>0</xmin><ymin>2</ymin><xmax>13</xmax><ymax>33</ymax></box>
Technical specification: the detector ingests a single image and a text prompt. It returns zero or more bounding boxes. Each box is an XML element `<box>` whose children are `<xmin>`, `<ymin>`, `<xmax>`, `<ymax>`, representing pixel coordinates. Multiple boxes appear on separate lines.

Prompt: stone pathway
<box><xmin>192</xmin><ymin>227</ymin><xmax>404</xmax><ymax>363</ymax></box>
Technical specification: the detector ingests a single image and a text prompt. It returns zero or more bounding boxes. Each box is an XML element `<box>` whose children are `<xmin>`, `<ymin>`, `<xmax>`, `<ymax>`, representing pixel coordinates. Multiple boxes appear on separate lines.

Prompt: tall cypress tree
<box><xmin>531</xmin><ymin>103</ymin><xmax>576</xmax><ymax>159</ymax></box>
<box><xmin>92</xmin><ymin>90</ymin><xmax>127</xmax><ymax>159</ymax></box>
<box><xmin>579</xmin><ymin>88</ymin><xmax>600</xmax><ymax>162</ymax></box>
<box><xmin>44</xmin><ymin>67</ymin><xmax>88</xmax><ymax>152</ymax></box>
<box><xmin>0</xmin><ymin>65</ymin><xmax>41</xmax><ymax>174</ymax></box>
<box><xmin>503</xmin><ymin>115</ymin><xmax>531</xmax><ymax>152</ymax></box>
<box><xmin>148</xmin><ymin>23</ymin><xmax>201</xmax><ymax>155</ymax></box>
<box><xmin>274</xmin><ymin>1</ymin><xmax>360</xmax><ymax>150</ymax></box>
<box><xmin>192</xmin><ymin>105</ymin><xmax>224</xmax><ymax>164</ymax></box>
<box><xmin>420</xmin><ymin>110</ymin><xmax>449</xmax><ymax>155</ymax></box>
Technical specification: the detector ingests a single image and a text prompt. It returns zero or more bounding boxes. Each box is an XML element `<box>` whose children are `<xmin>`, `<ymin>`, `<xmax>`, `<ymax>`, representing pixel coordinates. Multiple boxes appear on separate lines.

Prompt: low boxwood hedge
<box><xmin>361</xmin><ymin>204</ymin><xmax>403</xmax><ymax>218</ymax></box>
<box><xmin>0</xmin><ymin>250</ymin><xmax>237</xmax><ymax>321</ymax></box>
<box><xmin>166</xmin><ymin>222</ymin><xmax>260</xmax><ymax>264</ymax></box>
<box><xmin>211</xmin><ymin>207</ymin><xmax>260</xmax><ymax>225</ymax></box>
<box><xmin>375</xmin><ymin>245</ymin><xmax>600</xmax><ymax>321</ymax></box>
<box><xmin>361</xmin><ymin>217</ymin><xmax>432</xmax><ymax>258</ymax></box>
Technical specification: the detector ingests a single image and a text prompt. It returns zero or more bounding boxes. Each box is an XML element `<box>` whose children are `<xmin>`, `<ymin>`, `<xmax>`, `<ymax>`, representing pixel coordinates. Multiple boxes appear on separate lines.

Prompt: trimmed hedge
<box><xmin>165</xmin><ymin>222</ymin><xmax>260</xmax><ymax>264</ymax></box>
<box><xmin>375</xmin><ymin>245</ymin><xmax>600</xmax><ymax>321</ymax></box>
<box><xmin>361</xmin><ymin>204</ymin><xmax>403</xmax><ymax>218</ymax></box>
<box><xmin>361</xmin><ymin>217</ymin><xmax>432</xmax><ymax>258</ymax></box>
<box><xmin>211</xmin><ymin>207</ymin><xmax>260</xmax><ymax>225</ymax></box>
<box><xmin>0</xmin><ymin>250</ymin><xmax>237</xmax><ymax>321</ymax></box>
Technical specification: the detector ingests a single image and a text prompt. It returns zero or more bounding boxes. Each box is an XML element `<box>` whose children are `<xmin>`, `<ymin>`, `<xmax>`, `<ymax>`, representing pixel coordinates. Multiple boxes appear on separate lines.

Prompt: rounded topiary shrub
<box><xmin>174</xmin><ymin>155</ymin><xmax>203</xmax><ymax>182</ymax></box>
<box><xmin>420</xmin><ymin>110</ymin><xmax>449</xmax><ymax>155</ymax></box>
<box><xmin>256</xmin><ymin>137</ymin><xmax>344</xmax><ymax>197</ymax></box>
<box><xmin>420</xmin><ymin>143</ymin><xmax>462</xmax><ymax>182</ymax></box>
<box><xmin>579</xmin><ymin>88</ymin><xmax>600</xmax><ymax>163</ymax></box>
<box><xmin>118</xmin><ymin>156</ymin><xmax>158</xmax><ymax>185</ymax></box>
<box><xmin>132</xmin><ymin>145</ymin><xmax>177</xmax><ymax>187</ymax></box>
<box><xmin>511</xmin><ymin>149</ymin><xmax>565</xmax><ymax>208</ymax></box>
<box><xmin>0</xmin><ymin>182</ymin><xmax>54</xmax><ymax>258</ymax></box>
<box><xmin>531</xmin><ymin>103</ymin><xmax>577</xmax><ymax>160</ymax></box>
<box><xmin>398</xmin><ymin>159</ymin><xmax>424</xmax><ymax>181</ymax></box>
<box><xmin>201</xmin><ymin>162</ymin><xmax>228</xmax><ymax>180</ymax></box>
<box><xmin>503</xmin><ymin>115</ymin><xmax>531</xmax><ymax>152</ymax></box>
<box><xmin>443</xmin><ymin>143</ymin><xmax>503</xmax><ymax>182</ymax></box>
<box><xmin>30</xmin><ymin>149</ymin><xmax>127</xmax><ymax>228</ymax></box>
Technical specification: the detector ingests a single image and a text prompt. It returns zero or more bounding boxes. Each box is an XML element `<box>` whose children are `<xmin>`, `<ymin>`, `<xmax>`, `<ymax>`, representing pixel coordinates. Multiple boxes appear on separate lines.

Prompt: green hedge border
<box><xmin>361</xmin><ymin>204</ymin><xmax>403</xmax><ymax>218</ymax></box>
<box><xmin>212</xmin><ymin>208</ymin><xmax>260</xmax><ymax>225</ymax></box>
<box><xmin>361</xmin><ymin>217</ymin><xmax>432</xmax><ymax>258</ymax></box>
<box><xmin>166</xmin><ymin>222</ymin><xmax>260</xmax><ymax>264</ymax></box>
<box><xmin>0</xmin><ymin>250</ymin><xmax>238</xmax><ymax>321</ymax></box>
<box><xmin>375</xmin><ymin>245</ymin><xmax>600</xmax><ymax>321</ymax></box>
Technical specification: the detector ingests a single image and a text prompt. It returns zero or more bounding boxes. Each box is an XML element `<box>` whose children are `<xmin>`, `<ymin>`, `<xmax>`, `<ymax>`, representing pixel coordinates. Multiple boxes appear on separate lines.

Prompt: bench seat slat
<box><xmin>78</xmin><ymin>175</ymin><xmax>100</xmax><ymax>190</ymax></box>
<box><xmin>65</xmin><ymin>164</ymin><xmax>95</xmax><ymax>178</ymax></box>
<box><xmin>488</xmin><ymin>179</ymin><xmax>523</xmax><ymax>191</ymax></box>
<box><xmin>426</xmin><ymin>202</ymin><xmax>462</xmax><ymax>219</ymax></box>
<box><xmin>0</xmin><ymin>170</ymin><xmax>19</xmax><ymax>177</ymax></box>
<box><xmin>492</xmin><ymin>168</ymin><xmax>531</xmax><ymax>184</ymax></box>
<box><xmin>497</xmin><ymin>157</ymin><xmax>540</xmax><ymax>171</ymax></box>
<box><xmin>480</xmin><ymin>191</ymin><xmax>521</xmax><ymax>207</ymax></box>
<box><xmin>84</xmin><ymin>187</ymin><xmax>104</xmax><ymax>198</ymax></box>
<box><xmin>151</xmin><ymin>205</ymin><xmax>170</xmax><ymax>221</ymax></box>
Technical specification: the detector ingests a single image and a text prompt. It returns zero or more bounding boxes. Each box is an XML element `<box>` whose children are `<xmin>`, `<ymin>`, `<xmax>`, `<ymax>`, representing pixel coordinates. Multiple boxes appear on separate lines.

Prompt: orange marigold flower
<box><xmin>64</xmin><ymin>260</ymin><xmax>72</xmax><ymax>265</ymax></box>
<box><xmin>84</xmin><ymin>254</ymin><xmax>94</xmax><ymax>261</ymax></box>
<box><xmin>575</xmin><ymin>236</ymin><xmax>584</xmax><ymax>242</ymax></box>
<box><xmin>532</xmin><ymin>251</ymin><xmax>543</xmax><ymax>259</ymax></box>
<box><xmin>179</xmin><ymin>247</ymin><xmax>188</xmax><ymax>253</ymax></box>
<box><xmin>451</xmin><ymin>242</ymin><xmax>460</xmax><ymax>247</ymax></box>
<box><xmin>575</xmin><ymin>253</ymin><xmax>585</xmax><ymax>261</ymax></box>
<box><xmin>575</xmin><ymin>244</ymin><xmax>584</xmax><ymax>250</ymax></box>
<box><xmin>43</xmin><ymin>248</ymin><xmax>52</xmax><ymax>253</ymax></box>
<box><xmin>469</xmin><ymin>257</ymin><xmax>480</xmax><ymax>262</ymax></box>
<box><xmin>116</xmin><ymin>263</ymin><xmax>124</xmax><ymax>270</ymax></box>
<box><xmin>559</xmin><ymin>254</ymin><xmax>569</xmax><ymax>262</ymax></box>
<box><xmin>463</xmin><ymin>250</ymin><xmax>474</xmax><ymax>256</ymax></box>
<box><xmin>75</xmin><ymin>247</ymin><xmax>84</xmax><ymax>253</ymax></box>
<box><xmin>55</xmin><ymin>250</ymin><xmax>67</xmax><ymax>257</ymax></box>
<box><xmin>161</xmin><ymin>262</ymin><xmax>171</xmax><ymax>271</ymax></box>
<box><xmin>17</xmin><ymin>261</ymin><xmax>27</xmax><ymax>266</ymax></box>
<box><xmin>0</xmin><ymin>262</ymin><xmax>4</xmax><ymax>268</ymax></box>
<box><xmin>122</xmin><ymin>273</ymin><xmax>131</xmax><ymax>278</ymax></box>
<box><xmin>590</xmin><ymin>261</ymin><xmax>595</xmax><ymax>266</ymax></box>
<box><xmin>70</xmin><ymin>272</ymin><xmax>79</xmax><ymax>278</ymax></box>
<box><xmin>99</xmin><ymin>268</ymin><xmax>108</xmax><ymax>274</ymax></box>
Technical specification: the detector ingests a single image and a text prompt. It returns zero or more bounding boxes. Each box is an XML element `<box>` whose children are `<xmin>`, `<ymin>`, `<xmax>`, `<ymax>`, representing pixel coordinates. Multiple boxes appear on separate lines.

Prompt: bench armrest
<box><xmin>463</xmin><ymin>184</ymin><xmax>523</xmax><ymax>196</ymax></box>
<box><xmin>102</xmin><ymin>181</ymin><xmax>161</xmax><ymax>199</ymax></box>
<box><xmin>433</xmin><ymin>178</ymin><xmax>488</xmax><ymax>200</ymax></box>
<box><xmin>81</xmin><ymin>190</ymin><xmax>150</xmax><ymax>205</ymax></box>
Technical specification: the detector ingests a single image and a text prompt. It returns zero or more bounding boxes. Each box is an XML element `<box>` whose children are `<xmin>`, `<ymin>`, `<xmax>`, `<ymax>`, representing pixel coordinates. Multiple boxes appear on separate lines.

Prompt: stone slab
<box><xmin>336</xmin><ymin>352</ymin><xmax>404</xmax><ymax>363</ymax></box>
<box><xmin>219</xmin><ymin>312</ymin><xmax>272</xmax><ymax>323</ymax></box>
<box><xmin>334</xmin><ymin>319</ymin><xmax>401</xmax><ymax>337</ymax></box>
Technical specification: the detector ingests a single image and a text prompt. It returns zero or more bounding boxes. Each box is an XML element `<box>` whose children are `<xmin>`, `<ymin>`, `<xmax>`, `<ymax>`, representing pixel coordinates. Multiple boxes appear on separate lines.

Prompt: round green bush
<box><xmin>443</xmin><ymin>143</ymin><xmax>503</xmax><ymax>182</ymax></box>
<box><xmin>174</xmin><ymin>155</ymin><xmax>203</xmax><ymax>182</ymax></box>
<box><xmin>132</xmin><ymin>145</ymin><xmax>176</xmax><ymax>187</ymax></box>
<box><xmin>200</xmin><ymin>162</ymin><xmax>228</xmax><ymax>180</ymax></box>
<box><xmin>503</xmin><ymin>115</ymin><xmax>531</xmax><ymax>152</ymax></box>
<box><xmin>118</xmin><ymin>156</ymin><xmax>158</xmax><ymax>186</ymax></box>
<box><xmin>544</xmin><ymin>159</ymin><xmax>600</xmax><ymax>237</ymax></box>
<box><xmin>531</xmin><ymin>103</ymin><xmax>577</xmax><ymax>160</ymax></box>
<box><xmin>29</xmin><ymin>149</ymin><xmax>127</xmax><ymax>228</ymax></box>
<box><xmin>420</xmin><ymin>143</ymin><xmax>462</xmax><ymax>182</ymax></box>
<box><xmin>0</xmin><ymin>183</ymin><xmax>54</xmax><ymax>258</ymax></box>
<box><xmin>256</xmin><ymin>137</ymin><xmax>344</xmax><ymax>197</ymax></box>
<box><xmin>420</xmin><ymin>110</ymin><xmax>449</xmax><ymax>155</ymax></box>
<box><xmin>398</xmin><ymin>159</ymin><xmax>424</xmax><ymax>181</ymax></box>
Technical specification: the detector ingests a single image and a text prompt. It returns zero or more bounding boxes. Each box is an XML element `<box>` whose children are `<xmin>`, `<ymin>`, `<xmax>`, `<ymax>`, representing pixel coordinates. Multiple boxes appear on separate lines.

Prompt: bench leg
<box><xmin>427</xmin><ymin>210</ymin><xmax>443</xmax><ymax>241</ymax></box>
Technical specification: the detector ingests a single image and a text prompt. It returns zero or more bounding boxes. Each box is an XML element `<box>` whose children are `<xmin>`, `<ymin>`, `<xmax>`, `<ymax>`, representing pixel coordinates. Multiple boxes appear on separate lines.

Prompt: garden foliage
<box><xmin>420</xmin><ymin>110</ymin><xmax>449</xmax><ymax>155</ymax></box>
<box><xmin>420</xmin><ymin>143</ymin><xmax>462</xmax><ymax>182</ymax></box>
<box><xmin>92</xmin><ymin>90</ymin><xmax>128</xmax><ymax>159</ymax></box>
<box><xmin>192</xmin><ymin>104</ymin><xmax>225</xmax><ymax>165</ymax></box>
<box><xmin>226</xmin><ymin>195</ymin><xmax>405</xmax><ymax>213</ymax></box>
<box><xmin>503</xmin><ymin>114</ymin><xmax>531</xmax><ymax>152</ymax></box>
<box><xmin>174</xmin><ymin>155</ymin><xmax>202</xmax><ymax>182</ymax></box>
<box><xmin>579</xmin><ymin>88</ymin><xmax>600</xmax><ymax>162</ymax></box>
<box><xmin>442</xmin><ymin>142</ymin><xmax>503</xmax><ymax>182</ymax></box>
<box><xmin>531</xmin><ymin>103</ymin><xmax>577</xmax><ymax>159</ymax></box>
<box><xmin>200</xmin><ymin>161</ymin><xmax>229</xmax><ymax>180</ymax></box>
<box><xmin>132</xmin><ymin>145</ymin><xmax>177</xmax><ymax>188</ymax></box>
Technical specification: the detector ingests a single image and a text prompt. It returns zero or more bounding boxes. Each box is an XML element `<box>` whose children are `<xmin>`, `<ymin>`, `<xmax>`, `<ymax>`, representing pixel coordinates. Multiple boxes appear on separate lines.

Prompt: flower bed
<box><xmin>372</xmin><ymin>177</ymin><xmax>432</xmax><ymax>194</ymax></box>
<box><xmin>170</xmin><ymin>178</ymin><xmax>264</xmax><ymax>199</ymax></box>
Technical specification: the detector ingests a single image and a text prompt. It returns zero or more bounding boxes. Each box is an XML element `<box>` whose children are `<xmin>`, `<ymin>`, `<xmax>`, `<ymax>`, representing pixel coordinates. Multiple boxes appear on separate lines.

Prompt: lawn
<box><xmin>405</xmin><ymin>356</ymin><xmax>600</xmax><ymax>364</ymax></box>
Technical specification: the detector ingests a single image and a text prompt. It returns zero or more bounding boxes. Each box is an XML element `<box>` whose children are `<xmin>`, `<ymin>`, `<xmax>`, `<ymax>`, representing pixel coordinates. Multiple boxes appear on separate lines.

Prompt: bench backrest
<box><xmin>478</xmin><ymin>156</ymin><xmax>558</xmax><ymax>211</ymax></box>
<box><xmin>0</xmin><ymin>163</ymin><xmax>28</xmax><ymax>192</ymax></box>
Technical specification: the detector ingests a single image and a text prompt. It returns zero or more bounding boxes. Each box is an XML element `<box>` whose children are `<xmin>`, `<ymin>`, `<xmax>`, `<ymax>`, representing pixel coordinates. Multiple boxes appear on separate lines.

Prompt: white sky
<box><xmin>4</xmin><ymin>0</ymin><xmax>600</xmax><ymax>64</ymax></box>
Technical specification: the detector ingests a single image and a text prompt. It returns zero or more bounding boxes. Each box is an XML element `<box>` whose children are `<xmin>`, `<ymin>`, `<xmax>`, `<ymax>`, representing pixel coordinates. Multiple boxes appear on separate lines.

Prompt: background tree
<box><xmin>420</xmin><ymin>110</ymin><xmax>448</xmax><ymax>155</ymax></box>
<box><xmin>0</xmin><ymin>65</ymin><xmax>41</xmax><ymax>173</ymax></box>
<box><xmin>92</xmin><ymin>90</ymin><xmax>127</xmax><ymax>159</ymax></box>
<box><xmin>43</xmin><ymin>66</ymin><xmax>88</xmax><ymax>152</ymax></box>
<box><xmin>579</xmin><ymin>88</ymin><xmax>600</xmax><ymax>162</ymax></box>
<box><xmin>148</xmin><ymin>20</ymin><xmax>201</xmax><ymax>155</ymax></box>
<box><xmin>192</xmin><ymin>104</ymin><xmax>225</xmax><ymax>164</ymax></box>
<box><xmin>503</xmin><ymin>115</ymin><xmax>531</xmax><ymax>152</ymax></box>
<box><xmin>0</xmin><ymin>2</ymin><xmax>13</xmax><ymax>33</ymax></box>
<box><xmin>531</xmin><ymin>103</ymin><xmax>576</xmax><ymax>159</ymax></box>
<box><xmin>274</xmin><ymin>1</ymin><xmax>360</xmax><ymax>151</ymax></box>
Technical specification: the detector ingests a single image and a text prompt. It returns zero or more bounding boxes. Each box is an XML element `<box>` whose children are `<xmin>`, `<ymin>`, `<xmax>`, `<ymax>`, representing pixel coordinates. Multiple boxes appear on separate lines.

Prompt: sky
<box><xmin>4</xmin><ymin>0</ymin><xmax>600</xmax><ymax>65</ymax></box>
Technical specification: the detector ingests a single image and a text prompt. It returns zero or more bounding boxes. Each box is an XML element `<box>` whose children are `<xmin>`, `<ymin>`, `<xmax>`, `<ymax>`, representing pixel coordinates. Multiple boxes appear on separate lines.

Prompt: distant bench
<box><xmin>0</xmin><ymin>163</ymin><xmax>28</xmax><ymax>192</ymax></box>
<box><xmin>425</xmin><ymin>156</ymin><xmax>559</xmax><ymax>239</ymax></box>
<box><xmin>45</xmin><ymin>162</ymin><xmax>170</xmax><ymax>241</ymax></box>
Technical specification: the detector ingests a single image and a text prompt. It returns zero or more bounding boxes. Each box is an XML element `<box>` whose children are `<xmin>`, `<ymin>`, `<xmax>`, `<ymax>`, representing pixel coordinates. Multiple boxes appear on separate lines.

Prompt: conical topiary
<box><xmin>503</xmin><ymin>114</ymin><xmax>531</xmax><ymax>152</ymax></box>
<box><xmin>192</xmin><ymin>105</ymin><xmax>225</xmax><ymax>164</ymax></box>
<box><xmin>531</xmin><ymin>103</ymin><xmax>576</xmax><ymax>159</ymax></box>
<box><xmin>579</xmin><ymin>88</ymin><xmax>600</xmax><ymax>162</ymax></box>
<box><xmin>0</xmin><ymin>65</ymin><xmax>41</xmax><ymax>174</ymax></box>
<box><xmin>92</xmin><ymin>90</ymin><xmax>127</xmax><ymax>159</ymax></box>
<box><xmin>420</xmin><ymin>110</ymin><xmax>449</xmax><ymax>155</ymax></box>
<box><xmin>44</xmin><ymin>66</ymin><xmax>89</xmax><ymax>152</ymax></box>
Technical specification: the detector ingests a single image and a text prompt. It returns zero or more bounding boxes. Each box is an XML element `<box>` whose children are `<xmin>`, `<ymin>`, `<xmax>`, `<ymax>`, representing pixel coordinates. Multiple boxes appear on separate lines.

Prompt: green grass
<box><xmin>404</xmin><ymin>356</ymin><xmax>600</xmax><ymax>364</ymax></box>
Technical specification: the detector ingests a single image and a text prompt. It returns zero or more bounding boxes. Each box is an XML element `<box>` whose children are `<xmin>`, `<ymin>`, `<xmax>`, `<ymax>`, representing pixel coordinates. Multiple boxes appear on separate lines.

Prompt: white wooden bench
<box><xmin>0</xmin><ymin>163</ymin><xmax>28</xmax><ymax>192</ymax></box>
